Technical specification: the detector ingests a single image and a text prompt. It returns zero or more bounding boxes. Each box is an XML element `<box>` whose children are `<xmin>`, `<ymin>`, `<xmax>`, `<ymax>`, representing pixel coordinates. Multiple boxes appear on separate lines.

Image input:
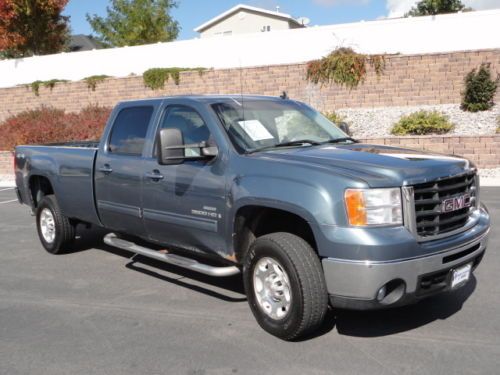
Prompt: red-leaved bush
<box><xmin>64</xmin><ymin>105</ymin><xmax>112</xmax><ymax>141</ymax></box>
<box><xmin>0</xmin><ymin>107</ymin><xmax>67</xmax><ymax>150</ymax></box>
<box><xmin>0</xmin><ymin>105</ymin><xmax>111</xmax><ymax>150</ymax></box>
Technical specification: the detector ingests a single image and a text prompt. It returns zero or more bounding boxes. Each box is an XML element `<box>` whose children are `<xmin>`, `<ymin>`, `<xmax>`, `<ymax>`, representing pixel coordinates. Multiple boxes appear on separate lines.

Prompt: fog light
<box><xmin>376</xmin><ymin>285</ymin><xmax>387</xmax><ymax>301</ymax></box>
<box><xmin>376</xmin><ymin>280</ymin><xmax>406</xmax><ymax>305</ymax></box>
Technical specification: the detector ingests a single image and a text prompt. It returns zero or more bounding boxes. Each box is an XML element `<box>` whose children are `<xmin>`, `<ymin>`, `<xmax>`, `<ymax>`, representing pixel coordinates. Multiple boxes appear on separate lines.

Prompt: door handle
<box><xmin>99</xmin><ymin>164</ymin><xmax>113</xmax><ymax>174</ymax></box>
<box><xmin>145</xmin><ymin>170</ymin><xmax>164</xmax><ymax>181</ymax></box>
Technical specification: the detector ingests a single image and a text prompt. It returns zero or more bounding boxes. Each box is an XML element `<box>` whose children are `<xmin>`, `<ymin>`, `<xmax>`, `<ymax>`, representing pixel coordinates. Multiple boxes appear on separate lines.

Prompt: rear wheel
<box><xmin>36</xmin><ymin>195</ymin><xmax>75</xmax><ymax>254</ymax></box>
<box><xmin>243</xmin><ymin>232</ymin><xmax>328</xmax><ymax>340</ymax></box>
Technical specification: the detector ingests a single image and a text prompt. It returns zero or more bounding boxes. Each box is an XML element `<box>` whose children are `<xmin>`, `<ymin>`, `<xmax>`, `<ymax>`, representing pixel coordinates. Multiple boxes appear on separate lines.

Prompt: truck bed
<box><xmin>15</xmin><ymin>144</ymin><xmax>101</xmax><ymax>225</ymax></box>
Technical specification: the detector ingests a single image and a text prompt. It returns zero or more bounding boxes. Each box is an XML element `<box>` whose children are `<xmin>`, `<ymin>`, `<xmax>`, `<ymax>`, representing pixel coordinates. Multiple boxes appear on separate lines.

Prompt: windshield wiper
<box><xmin>322</xmin><ymin>137</ymin><xmax>358</xmax><ymax>144</ymax></box>
<box><xmin>246</xmin><ymin>139</ymin><xmax>321</xmax><ymax>154</ymax></box>
<box><xmin>273</xmin><ymin>139</ymin><xmax>322</xmax><ymax>147</ymax></box>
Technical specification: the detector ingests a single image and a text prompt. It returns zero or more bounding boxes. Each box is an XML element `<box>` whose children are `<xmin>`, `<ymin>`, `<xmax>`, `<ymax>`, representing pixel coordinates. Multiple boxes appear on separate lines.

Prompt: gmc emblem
<box><xmin>441</xmin><ymin>194</ymin><xmax>472</xmax><ymax>213</ymax></box>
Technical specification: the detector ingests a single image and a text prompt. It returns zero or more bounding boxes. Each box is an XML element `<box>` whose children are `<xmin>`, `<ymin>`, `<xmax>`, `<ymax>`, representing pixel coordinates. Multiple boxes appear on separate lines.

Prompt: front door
<box><xmin>142</xmin><ymin>104</ymin><xmax>227</xmax><ymax>256</ymax></box>
<box><xmin>94</xmin><ymin>105</ymin><xmax>155</xmax><ymax>236</ymax></box>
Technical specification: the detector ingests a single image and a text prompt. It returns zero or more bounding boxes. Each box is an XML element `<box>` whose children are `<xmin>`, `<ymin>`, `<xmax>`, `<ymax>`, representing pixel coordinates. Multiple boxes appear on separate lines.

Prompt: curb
<box><xmin>0</xmin><ymin>174</ymin><xmax>14</xmax><ymax>188</ymax></box>
<box><xmin>0</xmin><ymin>173</ymin><xmax>14</xmax><ymax>188</ymax></box>
<box><xmin>0</xmin><ymin>181</ymin><xmax>15</xmax><ymax>188</ymax></box>
<box><xmin>480</xmin><ymin>178</ymin><xmax>500</xmax><ymax>187</ymax></box>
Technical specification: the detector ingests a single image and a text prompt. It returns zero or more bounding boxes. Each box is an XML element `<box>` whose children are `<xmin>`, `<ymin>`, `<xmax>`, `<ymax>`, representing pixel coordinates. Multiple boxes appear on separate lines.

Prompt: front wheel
<box><xmin>36</xmin><ymin>195</ymin><xmax>75</xmax><ymax>254</ymax></box>
<box><xmin>243</xmin><ymin>233</ymin><xmax>328</xmax><ymax>340</ymax></box>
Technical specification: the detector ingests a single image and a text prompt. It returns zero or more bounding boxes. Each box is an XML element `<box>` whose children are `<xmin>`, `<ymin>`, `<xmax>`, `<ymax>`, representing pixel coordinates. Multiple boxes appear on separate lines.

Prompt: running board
<box><xmin>103</xmin><ymin>233</ymin><xmax>240</xmax><ymax>277</ymax></box>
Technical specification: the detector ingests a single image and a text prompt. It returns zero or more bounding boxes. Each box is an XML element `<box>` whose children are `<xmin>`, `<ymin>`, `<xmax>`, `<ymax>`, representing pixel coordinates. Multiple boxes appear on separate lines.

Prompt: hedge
<box><xmin>0</xmin><ymin>105</ymin><xmax>112</xmax><ymax>150</ymax></box>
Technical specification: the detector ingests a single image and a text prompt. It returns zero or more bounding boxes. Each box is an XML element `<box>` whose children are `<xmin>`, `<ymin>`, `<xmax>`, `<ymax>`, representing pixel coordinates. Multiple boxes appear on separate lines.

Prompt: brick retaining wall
<box><xmin>0</xmin><ymin>136</ymin><xmax>498</xmax><ymax>179</ymax></box>
<box><xmin>0</xmin><ymin>151</ymin><xmax>13</xmax><ymax>175</ymax></box>
<box><xmin>0</xmin><ymin>49</ymin><xmax>498</xmax><ymax>123</ymax></box>
<box><xmin>359</xmin><ymin>135</ymin><xmax>500</xmax><ymax>169</ymax></box>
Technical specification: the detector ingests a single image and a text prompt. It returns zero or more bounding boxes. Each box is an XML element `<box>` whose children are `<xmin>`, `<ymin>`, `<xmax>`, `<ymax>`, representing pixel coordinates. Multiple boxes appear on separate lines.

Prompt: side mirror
<box><xmin>158</xmin><ymin>128</ymin><xmax>219</xmax><ymax>165</ymax></box>
<box><xmin>159</xmin><ymin>128</ymin><xmax>184</xmax><ymax>165</ymax></box>
<box><xmin>201</xmin><ymin>145</ymin><xmax>219</xmax><ymax>157</ymax></box>
<box><xmin>338</xmin><ymin>122</ymin><xmax>351</xmax><ymax>136</ymax></box>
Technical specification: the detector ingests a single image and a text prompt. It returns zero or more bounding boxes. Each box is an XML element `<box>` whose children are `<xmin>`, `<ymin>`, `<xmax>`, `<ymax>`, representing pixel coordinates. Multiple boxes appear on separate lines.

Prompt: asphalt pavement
<box><xmin>0</xmin><ymin>188</ymin><xmax>499</xmax><ymax>375</ymax></box>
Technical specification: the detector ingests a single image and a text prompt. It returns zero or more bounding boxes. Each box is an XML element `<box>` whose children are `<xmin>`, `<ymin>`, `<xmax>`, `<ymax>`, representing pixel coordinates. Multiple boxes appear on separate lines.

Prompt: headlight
<box><xmin>344</xmin><ymin>188</ymin><xmax>402</xmax><ymax>226</ymax></box>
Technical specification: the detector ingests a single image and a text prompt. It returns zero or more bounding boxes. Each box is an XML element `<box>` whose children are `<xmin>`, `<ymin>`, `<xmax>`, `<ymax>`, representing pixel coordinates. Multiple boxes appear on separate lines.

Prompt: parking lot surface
<box><xmin>0</xmin><ymin>188</ymin><xmax>499</xmax><ymax>375</ymax></box>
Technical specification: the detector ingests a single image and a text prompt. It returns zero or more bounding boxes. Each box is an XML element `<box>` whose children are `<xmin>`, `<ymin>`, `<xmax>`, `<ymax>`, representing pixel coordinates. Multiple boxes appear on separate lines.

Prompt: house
<box><xmin>194</xmin><ymin>4</ymin><xmax>307</xmax><ymax>38</ymax></box>
<box><xmin>68</xmin><ymin>35</ymin><xmax>103</xmax><ymax>52</ymax></box>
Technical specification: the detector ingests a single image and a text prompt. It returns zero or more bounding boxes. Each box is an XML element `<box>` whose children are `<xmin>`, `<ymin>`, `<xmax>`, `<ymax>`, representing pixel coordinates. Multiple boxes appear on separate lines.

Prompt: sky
<box><xmin>64</xmin><ymin>0</ymin><xmax>500</xmax><ymax>40</ymax></box>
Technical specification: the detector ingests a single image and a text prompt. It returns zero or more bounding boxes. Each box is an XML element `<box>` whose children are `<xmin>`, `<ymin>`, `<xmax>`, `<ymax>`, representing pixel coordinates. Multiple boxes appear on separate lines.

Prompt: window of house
<box><xmin>214</xmin><ymin>31</ymin><xmax>232</xmax><ymax>37</ymax></box>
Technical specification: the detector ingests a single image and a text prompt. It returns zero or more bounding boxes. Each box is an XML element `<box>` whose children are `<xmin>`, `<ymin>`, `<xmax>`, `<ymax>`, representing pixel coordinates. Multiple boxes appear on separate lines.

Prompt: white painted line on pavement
<box><xmin>0</xmin><ymin>187</ymin><xmax>14</xmax><ymax>192</ymax></box>
<box><xmin>0</xmin><ymin>199</ymin><xmax>18</xmax><ymax>204</ymax></box>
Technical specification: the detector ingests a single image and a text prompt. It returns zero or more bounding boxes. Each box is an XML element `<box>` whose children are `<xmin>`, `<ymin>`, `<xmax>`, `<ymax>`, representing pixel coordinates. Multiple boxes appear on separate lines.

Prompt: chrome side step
<box><xmin>103</xmin><ymin>233</ymin><xmax>240</xmax><ymax>277</ymax></box>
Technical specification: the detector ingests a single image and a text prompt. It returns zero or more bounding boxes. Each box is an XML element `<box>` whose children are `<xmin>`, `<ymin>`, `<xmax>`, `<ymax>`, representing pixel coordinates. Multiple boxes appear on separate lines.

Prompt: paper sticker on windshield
<box><xmin>238</xmin><ymin>120</ymin><xmax>274</xmax><ymax>141</ymax></box>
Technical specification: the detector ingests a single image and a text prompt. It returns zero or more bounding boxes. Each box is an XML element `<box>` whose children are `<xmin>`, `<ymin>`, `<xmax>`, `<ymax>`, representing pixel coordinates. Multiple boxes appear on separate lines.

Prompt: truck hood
<box><xmin>255</xmin><ymin>143</ymin><xmax>475</xmax><ymax>187</ymax></box>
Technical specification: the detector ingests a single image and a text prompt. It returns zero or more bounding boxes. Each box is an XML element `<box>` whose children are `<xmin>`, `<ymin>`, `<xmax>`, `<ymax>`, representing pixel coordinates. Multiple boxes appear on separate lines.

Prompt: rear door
<box><xmin>94</xmin><ymin>104</ymin><xmax>156</xmax><ymax>235</ymax></box>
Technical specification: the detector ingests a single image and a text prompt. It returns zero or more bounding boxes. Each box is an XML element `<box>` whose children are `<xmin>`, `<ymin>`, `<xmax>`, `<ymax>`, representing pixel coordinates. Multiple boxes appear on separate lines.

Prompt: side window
<box><xmin>159</xmin><ymin>106</ymin><xmax>211</xmax><ymax>157</ymax></box>
<box><xmin>108</xmin><ymin>106</ymin><xmax>154</xmax><ymax>155</ymax></box>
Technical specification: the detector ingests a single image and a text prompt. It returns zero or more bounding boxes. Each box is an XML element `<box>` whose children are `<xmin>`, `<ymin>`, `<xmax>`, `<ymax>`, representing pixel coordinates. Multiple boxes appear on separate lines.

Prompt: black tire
<box><xmin>36</xmin><ymin>195</ymin><xmax>75</xmax><ymax>254</ymax></box>
<box><xmin>243</xmin><ymin>232</ymin><xmax>328</xmax><ymax>340</ymax></box>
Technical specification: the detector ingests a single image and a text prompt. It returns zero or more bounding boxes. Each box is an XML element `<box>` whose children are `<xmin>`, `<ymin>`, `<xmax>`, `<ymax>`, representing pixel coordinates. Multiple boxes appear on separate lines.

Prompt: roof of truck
<box><xmin>119</xmin><ymin>94</ymin><xmax>288</xmax><ymax>104</ymax></box>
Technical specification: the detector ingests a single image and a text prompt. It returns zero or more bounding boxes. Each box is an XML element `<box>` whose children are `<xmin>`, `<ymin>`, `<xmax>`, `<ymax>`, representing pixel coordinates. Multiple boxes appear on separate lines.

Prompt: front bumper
<box><xmin>322</xmin><ymin>207</ymin><xmax>490</xmax><ymax>310</ymax></box>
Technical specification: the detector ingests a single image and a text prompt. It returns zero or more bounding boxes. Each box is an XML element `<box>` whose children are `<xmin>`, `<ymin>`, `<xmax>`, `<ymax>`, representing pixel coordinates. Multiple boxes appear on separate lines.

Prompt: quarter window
<box><xmin>108</xmin><ymin>106</ymin><xmax>154</xmax><ymax>155</ymax></box>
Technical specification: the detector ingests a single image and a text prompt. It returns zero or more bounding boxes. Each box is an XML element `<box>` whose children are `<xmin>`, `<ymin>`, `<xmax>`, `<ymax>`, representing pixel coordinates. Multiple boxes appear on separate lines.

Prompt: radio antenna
<box><xmin>238</xmin><ymin>56</ymin><xmax>245</xmax><ymax>125</ymax></box>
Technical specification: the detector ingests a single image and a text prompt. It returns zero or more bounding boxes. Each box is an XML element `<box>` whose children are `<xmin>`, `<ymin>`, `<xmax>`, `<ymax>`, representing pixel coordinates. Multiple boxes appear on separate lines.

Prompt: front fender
<box><xmin>230</xmin><ymin>175</ymin><xmax>336</xmax><ymax>227</ymax></box>
<box><xmin>226</xmin><ymin>174</ymin><xmax>338</xmax><ymax>258</ymax></box>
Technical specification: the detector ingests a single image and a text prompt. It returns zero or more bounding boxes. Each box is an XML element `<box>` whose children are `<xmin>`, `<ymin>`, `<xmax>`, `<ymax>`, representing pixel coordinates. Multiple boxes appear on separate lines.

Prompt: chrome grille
<box><xmin>412</xmin><ymin>172</ymin><xmax>477</xmax><ymax>238</ymax></box>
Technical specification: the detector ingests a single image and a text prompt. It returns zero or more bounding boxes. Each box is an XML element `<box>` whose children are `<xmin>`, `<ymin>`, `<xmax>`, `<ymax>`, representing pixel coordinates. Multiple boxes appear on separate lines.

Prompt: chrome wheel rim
<box><xmin>40</xmin><ymin>208</ymin><xmax>56</xmax><ymax>243</ymax></box>
<box><xmin>252</xmin><ymin>257</ymin><xmax>292</xmax><ymax>320</ymax></box>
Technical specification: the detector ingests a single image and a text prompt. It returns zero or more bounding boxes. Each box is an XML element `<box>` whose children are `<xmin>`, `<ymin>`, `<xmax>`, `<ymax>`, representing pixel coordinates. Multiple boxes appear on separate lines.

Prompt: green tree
<box><xmin>461</xmin><ymin>63</ymin><xmax>499</xmax><ymax>112</ymax></box>
<box><xmin>406</xmin><ymin>0</ymin><xmax>471</xmax><ymax>17</ymax></box>
<box><xmin>86</xmin><ymin>0</ymin><xmax>180</xmax><ymax>47</ymax></box>
<box><xmin>0</xmin><ymin>0</ymin><xmax>70</xmax><ymax>58</ymax></box>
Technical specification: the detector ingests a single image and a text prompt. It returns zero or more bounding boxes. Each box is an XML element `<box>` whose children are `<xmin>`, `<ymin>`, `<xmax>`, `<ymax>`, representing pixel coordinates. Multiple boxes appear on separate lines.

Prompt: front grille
<box><xmin>412</xmin><ymin>172</ymin><xmax>477</xmax><ymax>238</ymax></box>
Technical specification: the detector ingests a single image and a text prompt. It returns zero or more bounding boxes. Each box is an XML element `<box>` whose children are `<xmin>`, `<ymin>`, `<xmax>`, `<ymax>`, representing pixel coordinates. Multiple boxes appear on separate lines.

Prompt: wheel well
<box><xmin>29</xmin><ymin>175</ymin><xmax>54</xmax><ymax>208</ymax></box>
<box><xmin>233</xmin><ymin>206</ymin><xmax>317</xmax><ymax>262</ymax></box>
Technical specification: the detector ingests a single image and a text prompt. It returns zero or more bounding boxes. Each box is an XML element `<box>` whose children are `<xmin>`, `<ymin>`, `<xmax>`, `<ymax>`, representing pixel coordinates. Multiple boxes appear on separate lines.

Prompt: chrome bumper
<box><xmin>322</xmin><ymin>214</ymin><xmax>490</xmax><ymax>310</ymax></box>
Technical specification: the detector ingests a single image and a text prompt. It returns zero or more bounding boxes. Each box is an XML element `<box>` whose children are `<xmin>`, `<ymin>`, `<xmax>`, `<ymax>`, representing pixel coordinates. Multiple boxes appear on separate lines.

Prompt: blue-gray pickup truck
<box><xmin>15</xmin><ymin>95</ymin><xmax>490</xmax><ymax>340</ymax></box>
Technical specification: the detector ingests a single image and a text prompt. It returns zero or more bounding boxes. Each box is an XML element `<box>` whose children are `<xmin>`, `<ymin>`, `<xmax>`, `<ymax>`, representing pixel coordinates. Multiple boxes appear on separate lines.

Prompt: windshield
<box><xmin>211</xmin><ymin>99</ymin><xmax>350</xmax><ymax>153</ymax></box>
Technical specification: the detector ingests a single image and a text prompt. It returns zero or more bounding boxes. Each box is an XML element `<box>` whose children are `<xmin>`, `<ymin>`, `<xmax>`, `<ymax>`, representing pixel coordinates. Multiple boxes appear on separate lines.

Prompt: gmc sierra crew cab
<box><xmin>15</xmin><ymin>95</ymin><xmax>490</xmax><ymax>340</ymax></box>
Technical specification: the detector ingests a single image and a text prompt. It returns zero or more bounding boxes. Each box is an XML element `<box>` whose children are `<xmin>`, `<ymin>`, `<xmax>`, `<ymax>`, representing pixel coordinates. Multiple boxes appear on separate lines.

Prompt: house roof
<box><xmin>69</xmin><ymin>35</ymin><xmax>102</xmax><ymax>52</ymax></box>
<box><xmin>194</xmin><ymin>4</ymin><xmax>303</xmax><ymax>33</ymax></box>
